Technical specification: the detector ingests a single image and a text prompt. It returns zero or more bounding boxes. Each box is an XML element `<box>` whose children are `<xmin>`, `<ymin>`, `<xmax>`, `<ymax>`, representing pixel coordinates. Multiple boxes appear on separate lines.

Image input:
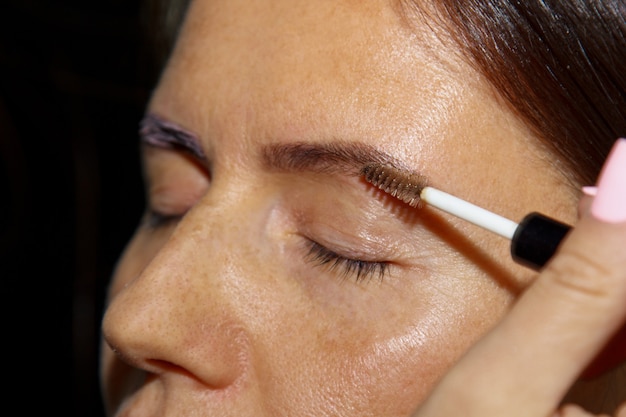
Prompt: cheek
<box><xmin>253</xmin><ymin>268</ymin><xmax>511</xmax><ymax>416</ymax></box>
<box><xmin>106</xmin><ymin>246</ymin><xmax>139</xmax><ymax>302</ymax></box>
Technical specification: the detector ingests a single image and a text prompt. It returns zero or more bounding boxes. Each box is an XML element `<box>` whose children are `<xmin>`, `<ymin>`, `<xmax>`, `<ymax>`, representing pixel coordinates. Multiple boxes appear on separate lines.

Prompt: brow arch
<box><xmin>260</xmin><ymin>142</ymin><xmax>401</xmax><ymax>176</ymax></box>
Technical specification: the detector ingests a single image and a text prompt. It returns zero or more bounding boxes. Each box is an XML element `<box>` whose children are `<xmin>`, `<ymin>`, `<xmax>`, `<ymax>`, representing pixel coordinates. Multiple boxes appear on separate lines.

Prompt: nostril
<box><xmin>141</xmin><ymin>358</ymin><xmax>242</xmax><ymax>390</ymax></box>
<box><xmin>145</xmin><ymin>359</ymin><xmax>192</xmax><ymax>377</ymax></box>
<box><xmin>102</xmin><ymin>347</ymin><xmax>151</xmax><ymax>414</ymax></box>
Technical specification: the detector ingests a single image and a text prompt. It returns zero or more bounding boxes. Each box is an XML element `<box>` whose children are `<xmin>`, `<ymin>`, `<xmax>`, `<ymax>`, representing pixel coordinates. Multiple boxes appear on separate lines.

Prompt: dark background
<box><xmin>1</xmin><ymin>0</ymin><xmax>154</xmax><ymax>415</ymax></box>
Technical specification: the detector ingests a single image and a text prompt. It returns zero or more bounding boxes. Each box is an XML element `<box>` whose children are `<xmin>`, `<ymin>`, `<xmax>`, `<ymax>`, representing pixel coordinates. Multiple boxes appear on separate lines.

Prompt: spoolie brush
<box><xmin>361</xmin><ymin>163</ymin><xmax>572</xmax><ymax>270</ymax></box>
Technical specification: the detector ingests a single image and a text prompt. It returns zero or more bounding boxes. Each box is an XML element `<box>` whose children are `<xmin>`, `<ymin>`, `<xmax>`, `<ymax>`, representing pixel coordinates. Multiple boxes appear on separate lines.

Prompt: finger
<box><xmin>579</xmin><ymin>188</ymin><xmax>596</xmax><ymax>217</ymax></box>
<box><xmin>414</xmin><ymin>139</ymin><xmax>626</xmax><ymax>417</ymax></box>
<box><xmin>578</xmin><ymin>186</ymin><xmax>626</xmax><ymax>379</ymax></box>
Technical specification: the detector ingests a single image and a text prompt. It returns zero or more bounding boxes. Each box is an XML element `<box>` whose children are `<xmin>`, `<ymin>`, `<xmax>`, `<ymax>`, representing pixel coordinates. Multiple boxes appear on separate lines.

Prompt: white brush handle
<box><xmin>421</xmin><ymin>187</ymin><xmax>519</xmax><ymax>239</ymax></box>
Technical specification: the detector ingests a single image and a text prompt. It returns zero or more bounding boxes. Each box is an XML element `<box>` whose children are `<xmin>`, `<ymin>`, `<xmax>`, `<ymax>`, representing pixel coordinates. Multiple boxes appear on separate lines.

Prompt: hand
<box><xmin>412</xmin><ymin>140</ymin><xmax>626</xmax><ymax>417</ymax></box>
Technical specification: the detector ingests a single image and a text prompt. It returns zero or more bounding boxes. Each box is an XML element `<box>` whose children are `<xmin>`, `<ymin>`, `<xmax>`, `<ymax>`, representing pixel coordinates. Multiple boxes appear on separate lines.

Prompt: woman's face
<box><xmin>100</xmin><ymin>0</ymin><xmax>579</xmax><ymax>415</ymax></box>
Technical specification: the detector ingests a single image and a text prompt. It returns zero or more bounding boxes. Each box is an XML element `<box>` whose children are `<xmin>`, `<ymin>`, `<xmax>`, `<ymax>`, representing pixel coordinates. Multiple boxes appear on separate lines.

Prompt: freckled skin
<box><xmin>100</xmin><ymin>0</ymin><xmax>579</xmax><ymax>416</ymax></box>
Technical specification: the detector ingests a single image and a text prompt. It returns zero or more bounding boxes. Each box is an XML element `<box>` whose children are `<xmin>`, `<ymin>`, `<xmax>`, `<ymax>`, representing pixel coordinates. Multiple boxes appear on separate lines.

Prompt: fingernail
<box><xmin>581</xmin><ymin>186</ymin><xmax>597</xmax><ymax>197</ymax></box>
<box><xmin>591</xmin><ymin>138</ymin><xmax>626</xmax><ymax>223</ymax></box>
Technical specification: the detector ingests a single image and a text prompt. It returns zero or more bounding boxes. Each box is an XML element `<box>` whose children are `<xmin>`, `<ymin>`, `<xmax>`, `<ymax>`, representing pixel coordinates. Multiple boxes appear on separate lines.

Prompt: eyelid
<box><xmin>304</xmin><ymin>239</ymin><xmax>389</xmax><ymax>282</ymax></box>
<box><xmin>300</xmin><ymin>218</ymin><xmax>399</xmax><ymax>259</ymax></box>
<box><xmin>143</xmin><ymin>209</ymin><xmax>183</xmax><ymax>229</ymax></box>
<box><xmin>142</xmin><ymin>183</ymin><xmax>192</xmax><ymax>230</ymax></box>
<box><xmin>141</xmin><ymin>149</ymin><xmax>210</xmax><ymax>233</ymax></box>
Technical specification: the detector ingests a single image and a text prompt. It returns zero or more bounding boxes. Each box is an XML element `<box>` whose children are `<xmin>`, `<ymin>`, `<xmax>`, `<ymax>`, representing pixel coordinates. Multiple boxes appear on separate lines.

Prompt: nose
<box><xmin>101</xmin><ymin>199</ymin><xmax>254</xmax><ymax>392</ymax></box>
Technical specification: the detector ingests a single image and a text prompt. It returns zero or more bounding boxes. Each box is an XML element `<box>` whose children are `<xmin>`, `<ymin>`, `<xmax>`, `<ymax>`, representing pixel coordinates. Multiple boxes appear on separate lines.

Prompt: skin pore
<box><xmin>100</xmin><ymin>0</ymin><xmax>582</xmax><ymax>415</ymax></box>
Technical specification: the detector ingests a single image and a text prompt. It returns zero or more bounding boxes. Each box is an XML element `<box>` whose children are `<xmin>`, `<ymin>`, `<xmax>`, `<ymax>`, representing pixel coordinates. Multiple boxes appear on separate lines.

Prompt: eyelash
<box><xmin>305</xmin><ymin>240</ymin><xmax>388</xmax><ymax>282</ymax></box>
<box><xmin>144</xmin><ymin>209</ymin><xmax>183</xmax><ymax>229</ymax></box>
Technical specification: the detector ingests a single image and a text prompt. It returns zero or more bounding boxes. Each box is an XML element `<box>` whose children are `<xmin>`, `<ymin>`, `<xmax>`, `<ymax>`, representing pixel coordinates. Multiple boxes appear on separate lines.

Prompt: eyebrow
<box><xmin>138</xmin><ymin>113</ymin><xmax>421</xmax><ymax>184</ymax></box>
<box><xmin>138</xmin><ymin>113</ymin><xmax>206</xmax><ymax>160</ymax></box>
<box><xmin>260</xmin><ymin>141</ymin><xmax>405</xmax><ymax>176</ymax></box>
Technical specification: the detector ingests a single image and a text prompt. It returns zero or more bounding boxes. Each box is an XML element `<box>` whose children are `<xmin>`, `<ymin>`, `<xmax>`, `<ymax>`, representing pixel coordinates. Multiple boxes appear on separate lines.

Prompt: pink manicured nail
<box><xmin>591</xmin><ymin>138</ymin><xmax>626</xmax><ymax>223</ymax></box>
<box><xmin>582</xmin><ymin>186</ymin><xmax>598</xmax><ymax>197</ymax></box>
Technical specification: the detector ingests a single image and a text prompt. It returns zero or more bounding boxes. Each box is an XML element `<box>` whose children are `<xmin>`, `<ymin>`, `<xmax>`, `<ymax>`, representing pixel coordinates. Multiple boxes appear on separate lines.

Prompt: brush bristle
<box><xmin>360</xmin><ymin>164</ymin><xmax>426</xmax><ymax>208</ymax></box>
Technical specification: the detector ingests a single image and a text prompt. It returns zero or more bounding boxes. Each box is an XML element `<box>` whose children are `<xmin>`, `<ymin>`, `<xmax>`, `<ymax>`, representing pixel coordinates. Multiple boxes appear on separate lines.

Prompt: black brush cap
<box><xmin>511</xmin><ymin>212</ymin><xmax>572</xmax><ymax>270</ymax></box>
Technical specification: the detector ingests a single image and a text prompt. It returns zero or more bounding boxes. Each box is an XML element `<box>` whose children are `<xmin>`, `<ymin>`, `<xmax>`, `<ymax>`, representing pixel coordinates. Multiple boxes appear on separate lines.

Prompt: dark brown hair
<box><xmin>145</xmin><ymin>0</ymin><xmax>626</xmax><ymax>186</ymax></box>
<box><xmin>141</xmin><ymin>0</ymin><xmax>191</xmax><ymax>83</ymax></box>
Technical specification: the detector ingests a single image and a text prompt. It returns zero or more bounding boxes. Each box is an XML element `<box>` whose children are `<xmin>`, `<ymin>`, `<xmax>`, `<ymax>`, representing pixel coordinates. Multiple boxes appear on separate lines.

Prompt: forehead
<box><xmin>149</xmin><ymin>0</ymin><xmax>478</xmax><ymax>156</ymax></box>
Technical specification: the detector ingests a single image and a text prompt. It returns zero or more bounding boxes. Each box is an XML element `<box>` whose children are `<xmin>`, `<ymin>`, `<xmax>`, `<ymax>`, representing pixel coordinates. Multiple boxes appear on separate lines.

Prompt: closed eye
<box><xmin>305</xmin><ymin>240</ymin><xmax>389</xmax><ymax>282</ymax></box>
<box><xmin>143</xmin><ymin>209</ymin><xmax>185</xmax><ymax>229</ymax></box>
